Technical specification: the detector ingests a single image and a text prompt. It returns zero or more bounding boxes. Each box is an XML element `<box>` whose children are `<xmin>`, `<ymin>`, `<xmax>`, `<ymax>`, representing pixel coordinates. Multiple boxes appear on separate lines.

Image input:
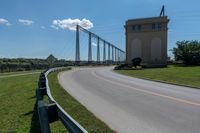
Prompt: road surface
<box><xmin>58</xmin><ymin>67</ymin><xmax>200</xmax><ymax>133</ymax></box>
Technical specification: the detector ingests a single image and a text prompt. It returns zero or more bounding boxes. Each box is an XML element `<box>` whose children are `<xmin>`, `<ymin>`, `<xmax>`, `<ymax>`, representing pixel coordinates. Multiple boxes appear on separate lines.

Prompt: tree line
<box><xmin>0</xmin><ymin>55</ymin><xmax>74</xmax><ymax>72</ymax></box>
<box><xmin>173</xmin><ymin>40</ymin><xmax>200</xmax><ymax>65</ymax></box>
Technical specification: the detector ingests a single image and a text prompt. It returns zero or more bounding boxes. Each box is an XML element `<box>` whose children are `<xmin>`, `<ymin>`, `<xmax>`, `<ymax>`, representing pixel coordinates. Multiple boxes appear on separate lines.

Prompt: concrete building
<box><xmin>125</xmin><ymin>16</ymin><xmax>169</xmax><ymax>67</ymax></box>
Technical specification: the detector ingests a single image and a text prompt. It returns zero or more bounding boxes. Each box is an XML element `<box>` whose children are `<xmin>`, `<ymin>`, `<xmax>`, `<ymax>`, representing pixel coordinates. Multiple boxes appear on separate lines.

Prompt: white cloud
<box><xmin>50</xmin><ymin>25</ymin><xmax>59</xmax><ymax>30</ymax></box>
<box><xmin>41</xmin><ymin>26</ymin><xmax>45</xmax><ymax>29</ymax></box>
<box><xmin>51</xmin><ymin>18</ymin><xmax>93</xmax><ymax>30</ymax></box>
<box><xmin>18</xmin><ymin>19</ymin><xmax>34</xmax><ymax>25</ymax></box>
<box><xmin>0</xmin><ymin>18</ymin><xmax>11</xmax><ymax>26</ymax></box>
<box><xmin>92</xmin><ymin>42</ymin><xmax>97</xmax><ymax>47</ymax></box>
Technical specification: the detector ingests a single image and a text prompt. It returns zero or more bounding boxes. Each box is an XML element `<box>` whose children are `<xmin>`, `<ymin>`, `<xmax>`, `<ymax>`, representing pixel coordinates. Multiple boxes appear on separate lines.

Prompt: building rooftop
<box><xmin>126</xmin><ymin>16</ymin><xmax>169</xmax><ymax>25</ymax></box>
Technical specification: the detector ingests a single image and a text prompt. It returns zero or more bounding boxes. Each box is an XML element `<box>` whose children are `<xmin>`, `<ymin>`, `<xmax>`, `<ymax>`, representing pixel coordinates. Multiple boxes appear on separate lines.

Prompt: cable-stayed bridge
<box><xmin>75</xmin><ymin>25</ymin><xmax>125</xmax><ymax>64</ymax></box>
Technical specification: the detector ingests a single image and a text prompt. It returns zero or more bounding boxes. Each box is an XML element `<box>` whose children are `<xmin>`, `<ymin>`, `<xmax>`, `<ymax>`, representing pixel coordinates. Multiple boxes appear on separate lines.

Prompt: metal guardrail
<box><xmin>36</xmin><ymin>67</ymin><xmax>88</xmax><ymax>133</ymax></box>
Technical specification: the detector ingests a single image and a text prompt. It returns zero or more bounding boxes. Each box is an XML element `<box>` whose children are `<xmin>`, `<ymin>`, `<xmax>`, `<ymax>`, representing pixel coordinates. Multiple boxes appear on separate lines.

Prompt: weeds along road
<box><xmin>58</xmin><ymin>67</ymin><xmax>200</xmax><ymax>133</ymax></box>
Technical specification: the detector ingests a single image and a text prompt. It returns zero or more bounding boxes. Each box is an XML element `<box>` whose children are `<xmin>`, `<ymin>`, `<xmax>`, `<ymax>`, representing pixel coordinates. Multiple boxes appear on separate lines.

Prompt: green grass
<box><xmin>48</xmin><ymin>70</ymin><xmax>115</xmax><ymax>133</ymax></box>
<box><xmin>0</xmin><ymin>71</ymin><xmax>41</xmax><ymax>133</ymax></box>
<box><xmin>116</xmin><ymin>65</ymin><xmax>200</xmax><ymax>88</ymax></box>
<box><xmin>0</xmin><ymin>70</ymin><xmax>42</xmax><ymax>76</ymax></box>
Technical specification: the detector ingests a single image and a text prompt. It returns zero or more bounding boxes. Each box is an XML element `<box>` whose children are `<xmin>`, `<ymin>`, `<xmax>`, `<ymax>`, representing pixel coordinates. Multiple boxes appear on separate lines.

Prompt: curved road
<box><xmin>58</xmin><ymin>67</ymin><xmax>200</xmax><ymax>133</ymax></box>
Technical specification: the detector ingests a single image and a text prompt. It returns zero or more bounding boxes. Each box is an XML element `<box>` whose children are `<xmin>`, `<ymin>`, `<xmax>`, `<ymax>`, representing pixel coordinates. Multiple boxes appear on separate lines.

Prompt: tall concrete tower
<box><xmin>125</xmin><ymin>7</ymin><xmax>169</xmax><ymax>67</ymax></box>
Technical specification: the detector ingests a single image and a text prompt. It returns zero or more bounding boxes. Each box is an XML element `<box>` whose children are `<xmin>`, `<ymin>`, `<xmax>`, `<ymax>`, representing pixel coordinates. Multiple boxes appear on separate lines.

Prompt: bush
<box><xmin>16</xmin><ymin>68</ymin><xmax>25</xmax><ymax>71</ymax></box>
<box><xmin>131</xmin><ymin>57</ymin><xmax>142</xmax><ymax>68</ymax></box>
<box><xmin>114</xmin><ymin>64</ymin><xmax>130</xmax><ymax>70</ymax></box>
<box><xmin>173</xmin><ymin>40</ymin><xmax>200</xmax><ymax>65</ymax></box>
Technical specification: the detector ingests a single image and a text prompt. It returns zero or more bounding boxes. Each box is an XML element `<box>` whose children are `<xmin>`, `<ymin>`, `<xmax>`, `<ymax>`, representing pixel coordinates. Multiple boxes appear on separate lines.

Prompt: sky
<box><xmin>0</xmin><ymin>0</ymin><xmax>200</xmax><ymax>60</ymax></box>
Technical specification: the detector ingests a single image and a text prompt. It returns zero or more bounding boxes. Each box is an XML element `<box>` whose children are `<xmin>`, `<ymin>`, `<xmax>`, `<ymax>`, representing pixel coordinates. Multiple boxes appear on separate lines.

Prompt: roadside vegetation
<box><xmin>0</xmin><ymin>55</ymin><xmax>111</xmax><ymax>73</ymax></box>
<box><xmin>0</xmin><ymin>71</ymin><xmax>41</xmax><ymax>133</ymax></box>
<box><xmin>116</xmin><ymin>65</ymin><xmax>200</xmax><ymax>88</ymax></box>
<box><xmin>48</xmin><ymin>70</ymin><xmax>115</xmax><ymax>133</ymax></box>
<box><xmin>0</xmin><ymin>54</ymin><xmax>74</xmax><ymax>73</ymax></box>
<box><xmin>173</xmin><ymin>40</ymin><xmax>200</xmax><ymax>65</ymax></box>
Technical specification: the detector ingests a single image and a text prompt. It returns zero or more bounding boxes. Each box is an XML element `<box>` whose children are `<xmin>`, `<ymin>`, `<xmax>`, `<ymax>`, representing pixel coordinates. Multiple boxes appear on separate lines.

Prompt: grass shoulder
<box><xmin>0</xmin><ymin>70</ymin><xmax>42</xmax><ymax>76</ymax></box>
<box><xmin>115</xmin><ymin>65</ymin><xmax>200</xmax><ymax>88</ymax></box>
<box><xmin>0</xmin><ymin>71</ymin><xmax>41</xmax><ymax>133</ymax></box>
<box><xmin>48</xmin><ymin>70</ymin><xmax>115</xmax><ymax>133</ymax></box>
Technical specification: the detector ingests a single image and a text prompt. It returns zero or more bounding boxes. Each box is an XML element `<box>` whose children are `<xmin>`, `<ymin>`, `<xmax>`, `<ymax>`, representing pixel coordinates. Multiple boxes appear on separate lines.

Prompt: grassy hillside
<box><xmin>116</xmin><ymin>65</ymin><xmax>200</xmax><ymax>88</ymax></box>
<box><xmin>0</xmin><ymin>72</ymin><xmax>41</xmax><ymax>133</ymax></box>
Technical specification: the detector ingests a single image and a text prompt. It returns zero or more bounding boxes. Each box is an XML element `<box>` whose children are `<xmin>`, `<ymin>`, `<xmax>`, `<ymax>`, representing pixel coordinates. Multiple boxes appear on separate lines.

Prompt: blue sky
<box><xmin>0</xmin><ymin>0</ymin><xmax>200</xmax><ymax>60</ymax></box>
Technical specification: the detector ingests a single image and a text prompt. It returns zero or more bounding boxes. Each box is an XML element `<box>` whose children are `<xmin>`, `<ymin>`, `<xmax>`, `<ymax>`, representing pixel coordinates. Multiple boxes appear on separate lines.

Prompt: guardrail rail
<box><xmin>36</xmin><ymin>67</ymin><xmax>88</xmax><ymax>133</ymax></box>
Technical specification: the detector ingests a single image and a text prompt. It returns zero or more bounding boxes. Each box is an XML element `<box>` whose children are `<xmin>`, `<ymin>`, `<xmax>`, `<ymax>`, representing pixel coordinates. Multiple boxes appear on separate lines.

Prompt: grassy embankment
<box><xmin>0</xmin><ymin>70</ymin><xmax>42</xmax><ymax>76</ymax></box>
<box><xmin>0</xmin><ymin>71</ymin><xmax>41</xmax><ymax>133</ymax></box>
<box><xmin>0</xmin><ymin>69</ymin><xmax>115</xmax><ymax>133</ymax></box>
<box><xmin>116</xmin><ymin>65</ymin><xmax>200</xmax><ymax>88</ymax></box>
<box><xmin>48</xmin><ymin>70</ymin><xmax>115</xmax><ymax>133</ymax></box>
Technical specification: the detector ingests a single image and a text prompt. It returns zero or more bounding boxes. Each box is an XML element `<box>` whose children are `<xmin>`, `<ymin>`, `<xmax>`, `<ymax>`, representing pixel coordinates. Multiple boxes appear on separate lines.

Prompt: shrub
<box><xmin>114</xmin><ymin>64</ymin><xmax>130</xmax><ymax>70</ymax></box>
<box><xmin>131</xmin><ymin>57</ymin><xmax>142</xmax><ymax>68</ymax></box>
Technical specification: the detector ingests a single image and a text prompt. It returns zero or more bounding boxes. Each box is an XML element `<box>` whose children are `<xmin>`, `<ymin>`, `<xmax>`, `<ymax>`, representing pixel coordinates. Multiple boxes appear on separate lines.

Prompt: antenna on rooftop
<box><xmin>159</xmin><ymin>5</ymin><xmax>165</xmax><ymax>17</ymax></box>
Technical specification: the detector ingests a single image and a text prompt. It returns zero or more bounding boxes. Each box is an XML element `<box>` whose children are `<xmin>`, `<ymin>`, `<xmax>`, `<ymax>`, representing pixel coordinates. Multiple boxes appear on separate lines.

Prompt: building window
<box><xmin>132</xmin><ymin>25</ymin><xmax>141</xmax><ymax>31</ymax></box>
<box><xmin>152</xmin><ymin>23</ymin><xmax>162</xmax><ymax>30</ymax></box>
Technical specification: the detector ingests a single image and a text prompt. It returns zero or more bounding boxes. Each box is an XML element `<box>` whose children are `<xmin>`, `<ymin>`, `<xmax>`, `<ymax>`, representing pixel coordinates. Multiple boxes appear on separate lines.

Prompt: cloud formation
<box><xmin>18</xmin><ymin>19</ymin><xmax>34</xmax><ymax>25</ymax></box>
<box><xmin>92</xmin><ymin>42</ymin><xmax>103</xmax><ymax>47</ymax></box>
<box><xmin>41</xmin><ymin>26</ymin><xmax>45</xmax><ymax>29</ymax></box>
<box><xmin>92</xmin><ymin>42</ymin><xmax>97</xmax><ymax>47</ymax></box>
<box><xmin>50</xmin><ymin>25</ymin><xmax>59</xmax><ymax>30</ymax></box>
<box><xmin>51</xmin><ymin>18</ymin><xmax>93</xmax><ymax>30</ymax></box>
<box><xmin>0</xmin><ymin>18</ymin><xmax>11</xmax><ymax>26</ymax></box>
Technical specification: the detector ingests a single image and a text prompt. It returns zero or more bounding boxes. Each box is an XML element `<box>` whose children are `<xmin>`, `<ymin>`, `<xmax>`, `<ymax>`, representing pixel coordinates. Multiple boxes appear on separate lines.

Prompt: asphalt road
<box><xmin>58</xmin><ymin>67</ymin><xmax>200</xmax><ymax>133</ymax></box>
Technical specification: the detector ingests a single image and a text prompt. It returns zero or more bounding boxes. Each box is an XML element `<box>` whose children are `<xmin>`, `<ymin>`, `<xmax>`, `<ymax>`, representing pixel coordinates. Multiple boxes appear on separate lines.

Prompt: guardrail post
<box><xmin>47</xmin><ymin>103</ymin><xmax>59</xmax><ymax>123</ymax></box>
<box><xmin>38</xmin><ymin>80</ymin><xmax>46</xmax><ymax>88</ymax></box>
<box><xmin>38</xmin><ymin>100</ymin><xmax>51</xmax><ymax>133</ymax></box>
<box><xmin>36</xmin><ymin>88</ymin><xmax>47</xmax><ymax>101</ymax></box>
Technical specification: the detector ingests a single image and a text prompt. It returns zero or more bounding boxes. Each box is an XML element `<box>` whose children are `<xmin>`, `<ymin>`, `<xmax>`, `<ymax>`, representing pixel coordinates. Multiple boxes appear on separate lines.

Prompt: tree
<box><xmin>173</xmin><ymin>40</ymin><xmax>200</xmax><ymax>65</ymax></box>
